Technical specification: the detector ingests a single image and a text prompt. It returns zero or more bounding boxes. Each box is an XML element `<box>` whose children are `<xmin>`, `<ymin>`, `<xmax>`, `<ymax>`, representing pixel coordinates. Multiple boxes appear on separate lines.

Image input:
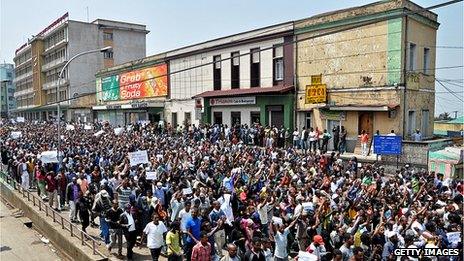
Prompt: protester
<box><xmin>0</xmin><ymin>120</ymin><xmax>462</xmax><ymax>261</ymax></box>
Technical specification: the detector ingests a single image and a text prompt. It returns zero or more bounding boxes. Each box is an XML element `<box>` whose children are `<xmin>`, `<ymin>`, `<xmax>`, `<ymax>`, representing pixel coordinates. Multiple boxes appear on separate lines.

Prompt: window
<box><xmin>213</xmin><ymin>55</ymin><xmax>221</xmax><ymax>90</ymax></box>
<box><xmin>408</xmin><ymin>43</ymin><xmax>416</xmax><ymax>71</ymax></box>
<box><xmin>250</xmin><ymin>48</ymin><xmax>260</xmax><ymax>87</ymax></box>
<box><xmin>6</xmin><ymin>72</ymin><xmax>12</xmax><ymax>78</ymax></box>
<box><xmin>305</xmin><ymin>112</ymin><xmax>312</xmax><ymax>129</ymax></box>
<box><xmin>103</xmin><ymin>51</ymin><xmax>114</xmax><ymax>59</ymax></box>
<box><xmin>421</xmin><ymin>110</ymin><xmax>429</xmax><ymax>137</ymax></box>
<box><xmin>231</xmin><ymin>111</ymin><xmax>241</xmax><ymax>126</ymax></box>
<box><xmin>407</xmin><ymin>110</ymin><xmax>416</xmax><ymax>136</ymax></box>
<box><xmin>423</xmin><ymin>48</ymin><xmax>430</xmax><ymax>74</ymax></box>
<box><xmin>103</xmin><ymin>32</ymin><xmax>113</xmax><ymax>40</ymax></box>
<box><xmin>273</xmin><ymin>46</ymin><xmax>284</xmax><ymax>83</ymax></box>
<box><xmin>231</xmin><ymin>52</ymin><xmax>240</xmax><ymax>89</ymax></box>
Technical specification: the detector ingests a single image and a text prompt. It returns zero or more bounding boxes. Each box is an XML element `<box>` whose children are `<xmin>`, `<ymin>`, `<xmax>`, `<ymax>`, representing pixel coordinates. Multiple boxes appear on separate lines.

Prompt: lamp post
<box><xmin>56</xmin><ymin>46</ymin><xmax>112</xmax><ymax>167</ymax></box>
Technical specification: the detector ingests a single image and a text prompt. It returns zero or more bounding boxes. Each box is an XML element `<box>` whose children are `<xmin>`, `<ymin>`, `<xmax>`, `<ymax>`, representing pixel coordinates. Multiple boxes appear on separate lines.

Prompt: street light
<box><xmin>56</xmin><ymin>46</ymin><xmax>112</xmax><ymax>167</ymax></box>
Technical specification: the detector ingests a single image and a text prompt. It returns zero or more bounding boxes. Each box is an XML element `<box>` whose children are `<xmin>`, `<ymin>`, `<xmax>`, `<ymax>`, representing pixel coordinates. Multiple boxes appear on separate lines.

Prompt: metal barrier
<box><xmin>0</xmin><ymin>171</ymin><xmax>108</xmax><ymax>259</ymax></box>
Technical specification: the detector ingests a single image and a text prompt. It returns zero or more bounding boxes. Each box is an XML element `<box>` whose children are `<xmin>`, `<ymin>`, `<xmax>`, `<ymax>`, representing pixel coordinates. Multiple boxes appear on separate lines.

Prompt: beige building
<box><xmin>295</xmin><ymin>0</ymin><xmax>438</xmax><ymax>151</ymax></box>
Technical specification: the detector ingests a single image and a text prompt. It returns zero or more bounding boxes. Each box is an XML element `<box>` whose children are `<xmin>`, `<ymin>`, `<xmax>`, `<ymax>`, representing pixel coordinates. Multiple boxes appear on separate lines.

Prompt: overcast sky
<box><xmin>0</xmin><ymin>0</ymin><xmax>462</xmax><ymax>116</ymax></box>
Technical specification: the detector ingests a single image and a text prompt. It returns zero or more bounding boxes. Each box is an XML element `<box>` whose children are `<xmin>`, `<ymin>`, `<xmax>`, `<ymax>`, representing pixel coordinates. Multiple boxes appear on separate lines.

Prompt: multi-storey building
<box><xmin>13</xmin><ymin>13</ymin><xmax>148</xmax><ymax>122</ymax></box>
<box><xmin>0</xmin><ymin>63</ymin><xmax>16</xmax><ymax>118</ymax></box>
<box><xmin>94</xmin><ymin>0</ymin><xmax>438</xmax><ymax>149</ymax></box>
<box><xmin>295</xmin><ymin>0</ymin><xmax>438</xmax><ymax>150</ymax></box>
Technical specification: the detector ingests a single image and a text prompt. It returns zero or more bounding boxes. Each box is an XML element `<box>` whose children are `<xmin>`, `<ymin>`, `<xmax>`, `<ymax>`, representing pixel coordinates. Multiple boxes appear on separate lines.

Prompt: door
<box><xmin>250</xmin><ymin>111</ymin><xmax>260</xmax><ymax>125</ymax></box>
<box><xmin>172</xmin><ymin>112</ymin><xmax>178</xmax><ymax>127</ymax></box>
<box><xmin>267</xmin><ymin>105</ymin><xmax>284</xmax><ymax>128</ymax></box>
<box><xmin>213</xmin><ymin>111</ymin><xmax>223</xmax><ymax>125</ymax></box>
<box><xmin>358</xmin><ymin>112</ymin><xmax>373</xmax><ymax>135</ymax></box>
<box><xmin>327</xmin><ymin>120</ymin><xmax>339</xmax><ymax>151</ymax></box>
<box><xmin>231</xmin><ymin>111</ymin><xmax>241</xmax><ymax>126</ymax></box>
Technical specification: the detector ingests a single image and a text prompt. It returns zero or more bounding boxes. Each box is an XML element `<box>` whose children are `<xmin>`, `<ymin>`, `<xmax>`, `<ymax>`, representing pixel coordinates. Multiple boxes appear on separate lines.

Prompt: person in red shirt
<box><xmin>191</xmin><ymin>231</ymin><xmax>212</xmax><ymax>261</ymax></box>
<box><xmin>360</xmin><ymin>130</ymin><xmax>369</xmax><ymax>156</ymax></box>
<box><xmin>45</xmin><ymin>171</ymin><xmax>59</xmax><ymax>210</ymax></box>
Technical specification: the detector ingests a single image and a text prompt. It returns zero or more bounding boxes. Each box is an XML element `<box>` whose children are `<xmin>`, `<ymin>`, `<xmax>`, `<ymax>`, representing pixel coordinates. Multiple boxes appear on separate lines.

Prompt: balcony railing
<box><xmin>42</xmin><ymin>57</ymin><xmax>67</xmax><ymax>72</ymax></box>
<box><xmin>44</xmin><ymin>38</ymin><xmax>68</xmax><ymax>53</ymax></box>
<box><xmin>14</xmin><ymin>71</ymin><xmax>33</xmax><ymax>83</ymax></box>
<box><xmin>14</xmin><ymin>88</ymin><xmax>34</xmax><ymax>98</ymax></box>
<box><xmin>42</xmin><ymin>78</ymin><xmax>69</xmax><ymax>91</ymax></box>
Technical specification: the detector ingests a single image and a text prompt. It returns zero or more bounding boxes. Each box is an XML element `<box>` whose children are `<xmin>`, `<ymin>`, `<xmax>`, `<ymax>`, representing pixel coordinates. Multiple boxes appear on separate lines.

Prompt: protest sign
<box><xmin>182</xmin><ymin>187</ymin><xmax>193</xmax><ymax>195</ymax></box>
<box><xmin>114</xmin><ymin>127</ymin><xmax>124</xmax><ymax>135</ymax></box>
<box><xmin>146</xmin><ymin>171</ymin><xmax>157</xmax><ymax>180</ymax></box>
<box><xmin>272</xmin><ymin>217</ymin><xmax>283</xmax><ymax>225</ymax></box>
<box><xmin>128</xmin><ymin>150</ymin><xmax>149</xmax><ymax>166</ymax></box>
<box><xmin>16</xmin><ymin>117</ymin><xmax>25</xmax><ymax>123</ymax></box>
<box><xmin>10</xmin><ymin>131</ymin><xmax>22</xmax><ymax>139</ymax></box>
<box><xmin>447</xmin><ymin>232</ymin><xmax>461</xmax><ymax>243</ymax></box>
<box><xmin>94</xmin><ymin>130</ymin><xmax>105</xmax><ymax>137</ymax></box>
<box><xmin>66</xmin><ymin>124</ymin><xmax>75</xmax><ymax>131</ymax></box>
<box><xmin>84</xmin><ymin>125</ymin><xmax>92</xmax><ymax>130</ymax></box>
<box><xmin>40</xmin><ymin>151</ymin><xmax>59</xmax><ymax>163</ymax></box>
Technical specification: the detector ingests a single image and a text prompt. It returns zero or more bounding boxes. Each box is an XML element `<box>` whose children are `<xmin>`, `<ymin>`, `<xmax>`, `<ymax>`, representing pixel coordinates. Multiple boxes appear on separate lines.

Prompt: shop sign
<box><xmin>311</xmin><ymin>74</ymin><xmax>322</xmax><ymax>85</ymax></box>
<box><xmin>320</xmin><ymin>109</ymin><xmax>346</xmax><ymax>121</ymax></box>
<box><xmin>305</xmin><ymin>84</ymin><xmax>327</xmax><ymax>104</ymax></box>
<box><xmin>209</xmin><ymin>96</ymin><xmax>256</xmax><ymax>106</ymax></box>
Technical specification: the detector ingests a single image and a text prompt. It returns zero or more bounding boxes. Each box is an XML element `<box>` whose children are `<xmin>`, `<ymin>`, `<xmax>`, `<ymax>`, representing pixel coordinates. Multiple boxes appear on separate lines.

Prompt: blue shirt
<box><xmin>185</xmin><ymin>216</ymin><xmax>202</xmax><ymax>244</ymax></box>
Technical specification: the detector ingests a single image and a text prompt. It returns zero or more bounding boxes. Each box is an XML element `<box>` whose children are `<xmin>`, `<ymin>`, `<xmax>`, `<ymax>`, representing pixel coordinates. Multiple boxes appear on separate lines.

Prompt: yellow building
<box><xmin>295</xmin><ymin>0</ymin><xmax>438</xmax><ymax>151</ymax></box>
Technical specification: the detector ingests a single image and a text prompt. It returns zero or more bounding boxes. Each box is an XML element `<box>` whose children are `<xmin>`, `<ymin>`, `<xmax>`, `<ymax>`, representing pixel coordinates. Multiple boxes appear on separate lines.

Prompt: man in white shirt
<box><xmin>140</xmin><ymin>213</ymin><xmax>168</xmax><ymax>261</ymax></box>
<box><xmin>292</xmin><ymin>128</ymin><xmax>300</xmax><ymax>148</ymax></box>
<box><xmin>121</xmin><ymin>204</ymin><xmax>137</xmax><ymax>260</ymax></box>
<box><xmin>179</xmin><ymin>201</ymin><xmax>192</xmax><ymax>232</ymax></box>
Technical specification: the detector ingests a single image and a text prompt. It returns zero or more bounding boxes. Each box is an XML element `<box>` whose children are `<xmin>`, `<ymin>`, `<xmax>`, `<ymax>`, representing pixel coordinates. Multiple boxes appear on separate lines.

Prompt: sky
<box><xmin>0</xmin><ymin>0</ymin><xmax>462</xmax><ymax>116</ymax></box>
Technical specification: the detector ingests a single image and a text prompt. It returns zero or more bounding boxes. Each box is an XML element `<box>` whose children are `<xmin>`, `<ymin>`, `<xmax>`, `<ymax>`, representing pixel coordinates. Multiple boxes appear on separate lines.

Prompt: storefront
<box><xmin>196</xmin><ymin>86</ymin><xmax>294</xmax><ymax>129</ymax></box>
<box><xmin>93</xmin><ymin>101</ymin><xmax>164</xmax><ymax>126</ymax></box>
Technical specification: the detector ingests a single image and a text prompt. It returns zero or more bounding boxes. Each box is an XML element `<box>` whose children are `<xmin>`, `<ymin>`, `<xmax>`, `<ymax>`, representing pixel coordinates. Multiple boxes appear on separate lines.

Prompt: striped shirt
<box><xmin>191</xmin><ymin>242</ymin><xmax>212</xmax><ymax>261</ymax></box>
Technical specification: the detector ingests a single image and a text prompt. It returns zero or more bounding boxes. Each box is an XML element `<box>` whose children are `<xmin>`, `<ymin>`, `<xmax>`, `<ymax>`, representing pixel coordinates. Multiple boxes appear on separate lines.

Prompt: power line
<box><xmin>436</xmin><ymin>80</ymin><xmax>464</xmax><ymax>102</ymax></box>
<box><xmin>16</xmin><ymin>0</ymin><xmax>464</xmax><ymax>111</ymax></box>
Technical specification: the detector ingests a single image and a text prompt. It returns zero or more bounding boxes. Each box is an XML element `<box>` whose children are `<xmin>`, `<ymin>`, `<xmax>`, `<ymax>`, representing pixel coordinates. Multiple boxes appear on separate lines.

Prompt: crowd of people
<box><xmin>0</xmin><ymin>120</ymin><xmax>462</xmax><ymax>261</ymax></box>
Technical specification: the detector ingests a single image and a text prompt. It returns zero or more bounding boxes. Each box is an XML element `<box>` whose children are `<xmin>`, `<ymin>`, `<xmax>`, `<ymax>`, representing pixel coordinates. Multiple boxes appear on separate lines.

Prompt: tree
<box><xmin>434</xmin><ymin>112</ymin><xmax>452</xmax><ymax>121</ymax></box>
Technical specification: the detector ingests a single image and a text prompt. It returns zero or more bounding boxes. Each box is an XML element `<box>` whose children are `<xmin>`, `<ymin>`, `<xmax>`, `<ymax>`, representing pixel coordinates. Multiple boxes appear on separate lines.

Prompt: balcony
<box><xmin>15</xmin><ymin>57</ymin><xmax>32</xmax><ymax>69</ymax></box>
<box><xmin>42</xmin><ymin>78</ymin><xmax>69</xmax><ymax>91</ymax></box>
<box><xmin>43</xmin><ymin>38</ymin><xmax>68</xmax><ymax>54</ymax></box>
<box><xmin>14</xmin><ymin>88</ymin><xmax>35</xmax><ymax>98</ymax></box>
<box><xmin>42</xmin><ymin>57</ymin><xmax>67</xmax><ymax>72</ymax></box>
<box><xmin>14</xmin><ymin>71</ymin><xmax>33</xmax><ymax>83</ymax></box>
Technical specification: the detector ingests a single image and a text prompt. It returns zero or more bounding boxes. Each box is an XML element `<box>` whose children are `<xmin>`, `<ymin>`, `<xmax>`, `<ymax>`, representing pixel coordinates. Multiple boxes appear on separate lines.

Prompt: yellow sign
<box><xmin>305</xmin><ymin>84</ymin><xmax>327</xmax><ymax>104</ymax></box>
<box><xmin>311</xmin><ymin>75</ymin><xmax>322</xmax><ymax>85</ymax></box>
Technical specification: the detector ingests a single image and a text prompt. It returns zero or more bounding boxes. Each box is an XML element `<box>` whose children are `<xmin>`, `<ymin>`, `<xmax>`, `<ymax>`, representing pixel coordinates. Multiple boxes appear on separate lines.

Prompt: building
<box><xmin>0</xmin><ymin>63</ymin><xmax>16</xmax><ymax>118</ymax></box>
<box><xmin>95</xmin><ymin>22</ymin><xmax>295</xmax><ymax>128</ymax></box>
<box><xmin>14</xmin><ymin>13</ymin><xmax>148</xmax><ymax>122</ymax></box>
<box><xmin>94</xmin><ymin>0</ymin><xmax>438</xmax><ymax>136</ymax></box>
<box><xmin>434</xmin><ymin>116</ymin><xmax>464</xmax><ymax>137</ymax></box>
<box><xmin>429</xmin><ymin>146</ymin><xmax>463</xmax><ymax>179</ymax></box>
<box><xmin>295</xmin><ymin>0</ymin><xmax>438</xmax><ymax>151</ymax></box>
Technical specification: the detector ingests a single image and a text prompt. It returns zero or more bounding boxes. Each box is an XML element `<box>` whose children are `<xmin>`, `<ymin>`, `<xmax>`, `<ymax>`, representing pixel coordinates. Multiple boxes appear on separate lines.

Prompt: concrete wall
<box><xmin>111</xmin><ymin>29</ymin><xmax>146</xmax><ymax>65</ymax></box>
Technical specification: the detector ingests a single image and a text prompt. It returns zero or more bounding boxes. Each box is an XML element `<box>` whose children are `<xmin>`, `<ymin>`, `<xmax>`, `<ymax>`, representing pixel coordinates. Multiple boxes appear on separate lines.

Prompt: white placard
<box><xmin>298</xmin><ymin>251</ymin><xmax>318</xmax><ymax>261</ymax></box>
<box><xmin>94</xmin><ymin>130</ymin><xmax>105</xmax><ymax>137</ymax></box>
<box><xmin>16</xmin><ymin>116</ymin><xmax>25</xmax><ymax>123</ymax></box>
<box><xmin>302</xmin><ymin>202</ymin><xmax>314</xmax><ymax>211</ymax></box>
<box><xmin>40</xmin><ymin>151</ymin><xmax>59</xmax><ymax>163</ymax></box>
<box><xmin>447</xmin><ymin>232</ymin><xmax>461</xmax><ymax>243</ymax></box>
<box><xmin>114</xmin><ymin>127</ymin><xmax>124</xmax><ymax>135</ymax></box>
<box><xmin>146</xmin><ymin>171</ymin><xmax>157</xmax><ymax>180</ymax></box>
<box><xmin>84</xmin><ymin>125</ymin><xmax>92</xmax><ymax>130</ymax></box>
<box><xmin>272</xmin><ymin>217</ymin><xmax>283</xmax><ymax>225</ymax></box>
<box><xmin>10</xmin><ymin>131</ymin><xmax>22</xmax><ymax>139</ymax></box>
<box><xmin>182</xmin><ymin>187</ymin><xmax>193</xmax><ymax>195</ymax></box>
<box><xmin>128</xmin><ymin>150</ymin><xmax>149</xmax><ymax>166</ymax></box>
<box><xmin>66</xmin><ymin>124</ymin><xmax>75</xmax><ymax>131</ymax></box>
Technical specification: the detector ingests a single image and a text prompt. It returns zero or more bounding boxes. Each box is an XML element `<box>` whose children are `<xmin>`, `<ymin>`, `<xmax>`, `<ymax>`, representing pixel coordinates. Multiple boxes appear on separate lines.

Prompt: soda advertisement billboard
<box><xmin>119</xmin><ymin>64</ymin><xmax>168</xmax><ymax>100</ymax></box>
<box><xmin>101</xmin><ymin>64</ymin><xmax>168</xmax><ymax>101</ymax></box>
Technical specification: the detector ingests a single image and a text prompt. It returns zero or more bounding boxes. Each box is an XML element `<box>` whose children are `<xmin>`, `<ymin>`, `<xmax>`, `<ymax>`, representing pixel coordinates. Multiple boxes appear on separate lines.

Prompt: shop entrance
<box><xmin>250</xmin><ymin>111</ymin><xmax>261</xmax><ymax>125</ymax></box>
<box><xmin>358</xmin><ymin>112</ymin><xmax>373</xmax><ymax>135</ymax></box>
<box><xmin>231</xmin><ymin>111</ymin><xmax>241</xmax><ymax>126</ymax></box>
<box><xmin>267</xmin><ymin>105</ymin><xmax>284</xmax><ymax>128</ymax></box>
<box><xmin>327</xmin><ymin>120</ymin><xmax>340</xmax><ymax>151</ymax></box>
<box><xmin>213</xmin><ymin>112</ymin><xmax>223</xmax><ymax>125</ymax></box>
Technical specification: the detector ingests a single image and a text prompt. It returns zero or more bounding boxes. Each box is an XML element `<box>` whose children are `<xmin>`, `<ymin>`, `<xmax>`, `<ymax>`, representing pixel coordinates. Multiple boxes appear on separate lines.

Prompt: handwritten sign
<box><xmin>182</xmin><ymin>187</ymin><xmax>193</xmax><ymax>195</ymax></box>
<box><xmin>146</xmin><ymin>171</ymin><xmax>157</xmax><ymax>180</ymax></box>
<box><xmin>84</xmin><ymin>125</ymin><xmax>92</xmax><ymax>130</ymax></box>
<box><xmin>10</xmin><ymin>131</ymin><xmax>22</xmax><ymax>139</ymax></box>
<box><xmin>128</xmin><ymin>150</ymin><xmax>149</xmax><ymax>166</ymax></box>
<box><xmin>114</xmin><ymin>127</ymin><xmax>124</xmax><ymax>136</ymax></box>
<box><xmin>272</xmin><ymin>217</ymin><xmax>283</xmax><ymax>225</ymax></box>
<box><xmin>16</xmin><ymin>117</ymin><xmax>25</xmax><ymax>123</ymax></box>
<box><xmin>447</xmin><ymin>232</ymin><xmax>461</xmax><ymax>243</ymax></box>
<box><xmin>66</xmin><ymin>124</ymin><xmax>75</xmax><ymax>131</ymax></box>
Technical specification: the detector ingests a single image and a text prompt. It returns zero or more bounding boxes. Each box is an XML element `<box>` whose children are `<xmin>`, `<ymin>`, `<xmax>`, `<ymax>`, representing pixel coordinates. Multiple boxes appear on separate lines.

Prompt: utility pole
<box><xmin>452</xmin><ymin>111</ymin><xmax>458</xmax><ymax>119</ymax></box>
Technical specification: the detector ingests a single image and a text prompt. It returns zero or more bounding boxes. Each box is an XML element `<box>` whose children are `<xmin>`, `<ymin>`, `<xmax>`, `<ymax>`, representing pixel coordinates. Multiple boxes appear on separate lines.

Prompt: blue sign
<box><xmin>373</xmin><ymin>135</ymin><xmax>402</xmax><ymax>155</ymax></box>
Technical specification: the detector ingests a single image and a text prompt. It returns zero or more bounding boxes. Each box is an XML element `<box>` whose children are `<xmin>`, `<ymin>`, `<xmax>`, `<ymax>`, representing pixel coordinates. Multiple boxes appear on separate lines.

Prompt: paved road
<box><xmin>0</xmin><ymin>200</ymin><xmax>63</xmax><ymax>261</ymax></box>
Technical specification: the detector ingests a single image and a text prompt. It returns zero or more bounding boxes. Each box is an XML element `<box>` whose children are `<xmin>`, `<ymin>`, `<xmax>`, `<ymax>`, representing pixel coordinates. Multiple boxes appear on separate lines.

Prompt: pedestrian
<box><xmin>140</xmin><ymin>213</ymin><xmax>168</xmax><ymax>261</ymax></box>
<box><xmin>412</xmin><ymin>129</ymin><xmax>422</xmax><ymax>141</ymax></box>
<box><xmin>18</xmin><ymin>158</ymin><xmax>29</xmax><ymax>191</ymax></box>
<box><xmin>333</xmin><ymin>126</ymin><xmax>340</xmax><ymax>151</ymax></box>
<box><xmin>191</xmin><ymin>231</ymin><xmax>212</xmax><ymax>261</ymax></box>
<box><xmin>166</xmin><ymin>221</ymin><xmax>183</xmax><ymax>261</ymax></box>
<box><xmin>76</xmin><ymin>191</ymin><xmax>91</xmax><ymax>233</ymax></box>
<box><xmin>66</xmin><ymin>177</ymin><xmax>81</xmax><ymax>222</ymax></box>
<box><xmin>120</xmin><ymin>203</ymin><xmax>137</xmax><ymax>260</ymax></box>
<box><xmin>185</xmin><ymin>207</ymin><xmax>202</xmax><ymax>261</ymax></box>
<box><xmin>292</xmin><ymin>128</ymin><xmax>299</xmax><ymax>148</ymax></box>
<box><xmin>106</xmin><ymin>200</ymin><xmax>123</xmax><ymax>256</ymax></box>
<box><xmin>321</xmin><ymin>129</ymin><xmax>332</xmax><ymax>153</ymax></box>
<box><xmin>339</xmin><ymin>126</ymin><xmax>347</xmax><ymax>154</ymax></box>
<box><xmin>360</xmin><ymin>130</ymin><xmax>369</xmax><ymax>156</ymax></box>
<box><xmin>46</xmin><ymin>171</ymin><xmax>59</xmax><ymax>211</ymax></box>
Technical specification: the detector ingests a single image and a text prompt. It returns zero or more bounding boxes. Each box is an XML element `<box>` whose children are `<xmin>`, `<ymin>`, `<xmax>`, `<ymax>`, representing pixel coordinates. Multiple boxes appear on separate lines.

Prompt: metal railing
<box><xmin>0</xmin><ymin>172</ymin><xmax>108</xmax><ymax>259</ymax></box>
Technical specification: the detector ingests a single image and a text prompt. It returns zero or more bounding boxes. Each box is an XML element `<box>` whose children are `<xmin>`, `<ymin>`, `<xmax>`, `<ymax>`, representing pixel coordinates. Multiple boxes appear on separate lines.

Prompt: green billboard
<box><xmin>102</xmin><ymin>75</ymin><xmax>120</xmax><ymax>101</ymax></box>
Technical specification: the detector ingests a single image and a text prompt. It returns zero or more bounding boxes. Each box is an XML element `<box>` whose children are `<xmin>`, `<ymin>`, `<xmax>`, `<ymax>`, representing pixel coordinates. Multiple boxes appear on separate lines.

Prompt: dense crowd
<box><xmin>0</xmin><ymin>120</ymin><xmax>462</xmax><ymax>261</ymax></box>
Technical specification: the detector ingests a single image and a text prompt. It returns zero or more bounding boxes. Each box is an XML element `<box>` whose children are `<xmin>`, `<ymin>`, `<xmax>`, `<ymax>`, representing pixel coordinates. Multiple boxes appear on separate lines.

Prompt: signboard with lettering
<box><xmin>128</xmin><ymin>150</ymin><xmax>149</xmax><ymax>166</ymax></box>
<box><xmin>374</xmin><ymin>135</ymin><xmax>402</xmax><ymax>155</ymax></box>
<box><xmin>209</xmin><ymin>96</ymin><xmax>256</xmax><ymax>106</ymax></box>
<box><xmin>305</xmin><ymin>84</ymin><xmax>327</xmax><ymax>104</ymax></box>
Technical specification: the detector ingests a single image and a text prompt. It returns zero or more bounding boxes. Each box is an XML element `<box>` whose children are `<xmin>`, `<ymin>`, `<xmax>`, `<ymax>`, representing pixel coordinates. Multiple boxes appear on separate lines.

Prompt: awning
<box><xmin>329</xmin><ymin>104</ymin><xmax>399</xmax><ymax>112</ymax></box>
<box><xmin>193</xmin><ymin>85</ymin><xmax>294</xmax><ymax>98</ymax></box>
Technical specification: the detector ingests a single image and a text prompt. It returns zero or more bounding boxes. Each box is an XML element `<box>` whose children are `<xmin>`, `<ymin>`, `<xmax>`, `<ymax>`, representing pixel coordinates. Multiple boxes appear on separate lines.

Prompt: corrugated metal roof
<box><xmin>448</xmin><ymin>116</ymin><xmax>464</xmax><ymax>124</ymax></box>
